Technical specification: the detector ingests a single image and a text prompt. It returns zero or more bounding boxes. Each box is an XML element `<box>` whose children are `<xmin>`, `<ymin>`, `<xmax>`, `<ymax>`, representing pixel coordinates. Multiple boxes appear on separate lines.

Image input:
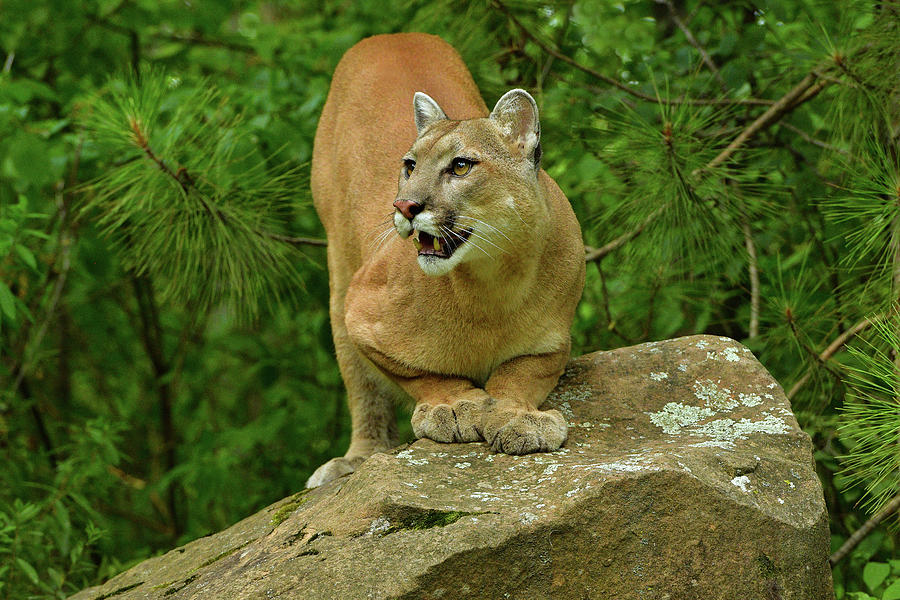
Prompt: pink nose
<box><xmin>393</xmin><ymin>199</ymin><xmax>423</xmax><ymax>220</ymax></box>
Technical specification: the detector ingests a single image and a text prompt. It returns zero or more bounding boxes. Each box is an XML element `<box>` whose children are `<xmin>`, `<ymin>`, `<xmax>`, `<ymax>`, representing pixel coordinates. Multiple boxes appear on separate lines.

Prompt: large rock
<box><xmin>71</xmin><ymin>335</ymin><xmax>832</xmax><ymax>600</ymax></box>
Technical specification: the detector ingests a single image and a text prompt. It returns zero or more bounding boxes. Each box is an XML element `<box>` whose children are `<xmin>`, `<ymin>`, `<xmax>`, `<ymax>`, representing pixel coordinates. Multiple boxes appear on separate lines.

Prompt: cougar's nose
<box><xmin>393</xmin><ymin>199</ymin><xmax>423</xmax><ymax>220</ymax></box>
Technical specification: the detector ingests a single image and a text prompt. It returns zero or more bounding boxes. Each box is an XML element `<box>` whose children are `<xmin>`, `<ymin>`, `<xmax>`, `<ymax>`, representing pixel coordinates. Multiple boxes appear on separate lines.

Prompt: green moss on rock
<box><xmin>197</xmin><ymin>539</ymin><xmax>255</xmax><ymax>570</ymax></box>
<box><xmin>269</xmin><ymin>491</ymin><xmax>310</xmax><ymax>527</ymax></box>
<box><xmin>384</xmin><ymin>510</ymin><xmax>478</xmax><ymax>534</ymax></box>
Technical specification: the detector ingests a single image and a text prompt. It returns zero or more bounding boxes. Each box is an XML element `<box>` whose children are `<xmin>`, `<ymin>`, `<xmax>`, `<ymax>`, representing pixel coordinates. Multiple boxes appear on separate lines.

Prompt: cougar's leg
<box><xmin>354</xmin><ymin>344</ymin><xmax>489</xmax><ymax>444</ymax></box>
<box><xmin>305</xmin><ymin>306</ymin><xmax>399</xmax><ymax>488</ymax></box>
<box><xmin>480</xmin><ymin>350</ymin><xmax>570</xmax><ymax>455</ymax></box>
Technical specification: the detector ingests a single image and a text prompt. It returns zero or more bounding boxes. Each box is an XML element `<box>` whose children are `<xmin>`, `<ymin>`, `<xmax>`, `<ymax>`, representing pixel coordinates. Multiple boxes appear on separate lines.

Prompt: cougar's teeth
<box><xmin>433</xmin><ymin>237</ymin><xmax>441</xmax><ymax>252</ymax></box>
<box><xmin>413</xmin><ymin>236</ymin><xmax>422</xmax><ymax>251</ymax></box>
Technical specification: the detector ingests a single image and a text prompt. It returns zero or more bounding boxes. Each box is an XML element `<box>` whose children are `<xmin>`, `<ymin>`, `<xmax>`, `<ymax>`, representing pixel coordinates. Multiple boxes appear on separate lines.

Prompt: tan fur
<box><xmin>307</xmin><ymin>33</ymin><xmax>585</xmax><ymax>488</ymax></box>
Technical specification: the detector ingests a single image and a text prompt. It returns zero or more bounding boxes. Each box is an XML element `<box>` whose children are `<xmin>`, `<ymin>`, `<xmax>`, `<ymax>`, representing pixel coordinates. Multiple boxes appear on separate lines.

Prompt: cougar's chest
<box><xmin>343</xmin><ymin>248</ymin><xmax>553</xmax><ymax>385</ymax></box>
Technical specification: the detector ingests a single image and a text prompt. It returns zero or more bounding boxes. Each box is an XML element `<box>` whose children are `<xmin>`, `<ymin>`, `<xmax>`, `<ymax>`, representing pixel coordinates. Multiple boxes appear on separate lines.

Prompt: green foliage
<box><xmin>837</xmin><ymin>553</ymin><xmax>900</xmax><ymax>600</ymax></box>
<box><xmin>2</xmin><ymin>0</ymin><xmax>900</xmax><ymax>598</ymax></box>
<box><xmin>79</xmin><ymin>69</ymin><xmax>306</xmax><ymax>318</ymax></box>
<box><xmin>840</xmin><ymin>317</ymin><xmax>900</xmax><ymax>517</ymax></box>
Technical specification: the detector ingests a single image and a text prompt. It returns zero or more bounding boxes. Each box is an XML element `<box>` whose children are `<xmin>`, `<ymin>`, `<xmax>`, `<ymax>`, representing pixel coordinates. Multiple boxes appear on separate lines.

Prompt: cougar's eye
<box><xmin>403</xmin><ymin>159</ymin><xmax>416</xmax><ymax>179</ymax></box>
<box><xmin>451</xmin><ymin>158</ymin><xmax>473</xmax><ymax>177</ymax></box>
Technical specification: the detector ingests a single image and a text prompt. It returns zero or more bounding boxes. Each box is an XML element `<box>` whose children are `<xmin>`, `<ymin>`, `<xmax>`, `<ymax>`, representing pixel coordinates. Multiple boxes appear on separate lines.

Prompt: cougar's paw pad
<box><xmin>411</xmin><ymin>399</ymin><xmax>484</xmax><ymax>443</ymax></box>
<box><xmin>482</xmin><ymin>408</ymin><xmax>568</xmax><ymax>455</ymax></box>
<box><xmin>305</xmin><ymin>456</ymin><xmax>362</xmax><ymax>488</ymax></box>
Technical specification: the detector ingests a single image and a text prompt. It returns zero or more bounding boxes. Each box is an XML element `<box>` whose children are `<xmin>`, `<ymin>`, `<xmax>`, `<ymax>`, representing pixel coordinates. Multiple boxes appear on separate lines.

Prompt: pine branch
<box><xmin>266</xmin><ymin>233</ymin><xmax>327</xmax><ymax>247</ymax></box>
<box><xmin>698</xmin><ymin>72</ymin><xmax>830</xmax><ymax>175</ymax></box>
<box><xmin>81</xmin><ymin>73</ymin><xmax>321</xmax><ymax>318</ymax></box>
<box><xmin>492</xmin><ymin>0</ymin><xmax>773</xmax><ymax>107</ymax></box>
<box><xmin>786</xmin><ymin>308</ymin><xmax>846</xmax><ymax>383</ymax></box>
<box><xmin>128</xmin><ymin>117</ymin><xmax>221</xmax><ymax>220</ymax></box>
<box><xmin>787</xmin><ymin>315</ymin><xmax>876</xmax><ymax>400</ymax></box>
<box><xmin>126</xmin><ymin>117</ymin><xmax>326</xmax><ymax>248</ymax></box>
<box><xmin>829</xmin><ymin>492</ymin><xmax>900</xmax><ymax>566</ymax></box>
<box><xmin>593</xmin><ymin>66</ymin><xmax>832</xmax><ymax>259</ymax></box>
<box><xmin>584</xmin><ymin>207</ymin><xmax>664</xmax><ymax>263</ymax></box>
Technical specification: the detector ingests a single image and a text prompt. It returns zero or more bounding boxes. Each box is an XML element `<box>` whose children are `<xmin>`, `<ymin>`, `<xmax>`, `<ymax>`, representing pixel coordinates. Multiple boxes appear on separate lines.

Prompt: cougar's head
<box><xmin>393</xmin><ymin>89</ymin><xmax>544</xmax><ymax>277</ymax></box>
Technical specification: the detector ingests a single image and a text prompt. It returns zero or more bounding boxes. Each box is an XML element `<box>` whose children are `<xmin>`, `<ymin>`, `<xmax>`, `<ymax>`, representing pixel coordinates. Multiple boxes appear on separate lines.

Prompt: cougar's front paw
<box><xmin>412</xmin><ymin>398</ymin><xmax>485</xmax><ymax>443</ymax></box>
<box><xmin>305</xmin><ymin>456</ymin><xmax>364</xmax><ymax>488</ymax></box>
<box><xmin>482</xmin><ymin>405</ymin><xmax>568</xmax><ymax>454</ymax></box>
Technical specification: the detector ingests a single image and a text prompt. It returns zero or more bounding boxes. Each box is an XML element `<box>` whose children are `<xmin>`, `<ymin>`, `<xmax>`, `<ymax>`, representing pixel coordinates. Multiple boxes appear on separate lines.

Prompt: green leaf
<box><xmin>14</xmin><ymin>244</ymin><xmax>36</xmax><ymax>269</ymax></box>
<box><xmin>864</xmin><ymin>561</ymin><xmax>890</xmax><ymax>591</ymax></box>
<box><xmin>884</xmin><ymin>580</ymin><xmax>900</xmax><ymax>600</ymax></box>
<box><xmin>15</xmin><ymin>558</ymin><xmax>39</xmax><ymax>585</ymax></box>
<box><xmin>0</xmin><ymin>281</ymin><xmax>16</xmax><ymax>320</ymax></box>
<box><xmin>22</xmin><ymin>229</ymin><xmax>51</xmax><ymax>240</ymax></box>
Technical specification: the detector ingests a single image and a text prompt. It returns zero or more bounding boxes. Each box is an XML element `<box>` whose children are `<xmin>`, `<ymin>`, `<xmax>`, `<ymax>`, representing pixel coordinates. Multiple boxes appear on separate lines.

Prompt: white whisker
<box><xmin>507</xmin><ymin>203</ymin><xmax>528</xmax><ymax>225</ymax></box>
<box><xmin>366</xmin><ymin>211</ymin><xmax>397</xmax><ymax>239</ymax></box>
<box><xmin>370</xmin><ymin>226</ymin><xmax>395</xmax><ymax>251</ymax></box>
<box><xmin>452</xmin><ymin>215</ymin><xmax>512</xmax><ymax>256</ymax></box>
<box><xmin>455</xmin><ymin>215</ymin><xmax>513</xmax><ymax>242</ymax></box>
<box><xmin>440</xmin><ymin>226</ymin><xmax>460</xmax><ymax>252</ymax></box>
<box><xmin>467</xmin><ymin>231</ymin><xmax>508</xmax><ymax>255</ymax></box>
<box><xmin>465</xmin><ymin>238</ymin><xmax>494</xmax><ymax>259</ymax></box>
<box><xmin>449</xmin><ymin>226</ymin><xmax>493</xmax><ymax>259</ymax></box>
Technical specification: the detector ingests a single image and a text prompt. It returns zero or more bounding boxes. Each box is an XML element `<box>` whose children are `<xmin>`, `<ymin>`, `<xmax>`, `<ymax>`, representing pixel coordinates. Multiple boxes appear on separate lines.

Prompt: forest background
<box><xmin>1</xmin><ymin>0</ymin><xmax>899</xmax><ymax>598</ymax></box>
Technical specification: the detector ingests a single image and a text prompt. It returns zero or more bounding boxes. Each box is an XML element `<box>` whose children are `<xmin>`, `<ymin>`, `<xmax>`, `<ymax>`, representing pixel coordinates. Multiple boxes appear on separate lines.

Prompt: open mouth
<box><xmin>412</xmin><ymin>228</ymin><xmax>472</xmax><ymax>259</ymax></box>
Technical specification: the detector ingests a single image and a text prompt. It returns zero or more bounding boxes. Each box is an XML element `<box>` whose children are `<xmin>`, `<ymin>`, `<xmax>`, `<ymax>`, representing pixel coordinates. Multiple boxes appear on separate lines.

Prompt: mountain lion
<box><xmin>307</xmin><ymin>33</ymin><xmax>585</xmax><ymax>488</ymax></box>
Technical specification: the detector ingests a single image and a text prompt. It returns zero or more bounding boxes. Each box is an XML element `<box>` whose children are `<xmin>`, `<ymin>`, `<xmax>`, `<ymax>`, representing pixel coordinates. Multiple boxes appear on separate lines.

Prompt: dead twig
<box><xmin>699</xmin><ymin>73</ymin><xmax>830</xmax><ymax>176</ymax></box>
<box><xmin>829</xmin><ymin>493</ymin><xmax>900</xmax><ymax>566</ymax></box>
<box><xmin>585</xmin><ymin>207</ymin><xmax>664</xmax><ymax>263</ymax></box>
<box><xmin>742</xmin><ymin>217</ymin><xmax>760</xmax><ymax>338</ymax></box>
<box><xmin>787</xmin><ymin>316</ymin><xmax>876</xmax><ymax>400</ymax></box>
<box><xmin>266</xmin><ymin>233</ymin><xmax>327</xmax><ymax>247</ymax></box>
<box><xmin>780</xmin><ymin>122</ymin><xmax>849</xmax><ymax>155</ymax></box>
<box><xmin>596</xmin><ymin>260</ymin><xmax>636</xmax><ymax>344</ymax></box>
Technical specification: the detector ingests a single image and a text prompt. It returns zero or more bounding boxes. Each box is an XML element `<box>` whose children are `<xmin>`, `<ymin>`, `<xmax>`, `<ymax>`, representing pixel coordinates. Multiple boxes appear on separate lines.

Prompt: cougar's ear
<box><xmin>413</xmin><ymin>92</ymin><xmax>448</xmax><ymax>134</ymax></box>
<box><xmin>490</xmin><ymin>89</ymin><xmax>541</xmax><ymax>168</ymax></box>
